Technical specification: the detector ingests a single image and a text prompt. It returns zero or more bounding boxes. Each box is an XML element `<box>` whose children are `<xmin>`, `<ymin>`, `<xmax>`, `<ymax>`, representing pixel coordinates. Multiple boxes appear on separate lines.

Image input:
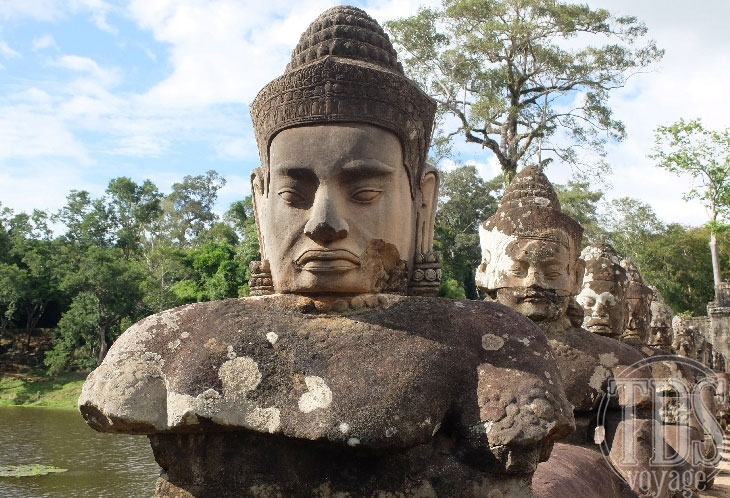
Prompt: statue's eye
<box><xmin>278</xmin><ymin>189</ymin><xmax>305</xmax><ymax>204</ymax></box>
<box><xmin>510</xmin><ymin>263</ymin><xmax>527</xmax><ymax>277</ymax></box>
<box><xmin>351</xmin><ymin>189</ymin><xmax>382</xmax><ymax>203</ymax></box>
<box><xmin>545</xmin><ymin>271</ymin><xmax>562</xmax><ymax>279</ymax></box>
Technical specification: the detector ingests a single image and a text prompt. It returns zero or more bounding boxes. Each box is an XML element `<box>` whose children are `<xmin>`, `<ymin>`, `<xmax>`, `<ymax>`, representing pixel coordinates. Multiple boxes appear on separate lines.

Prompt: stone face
<box><xmin>577</xmin><ymin>243</ymin><xmax>628</xmax><ymax>339</ymax></box>
<box><xmin>80</xmin><ymin>295</ymin><xmax>574</xmax><ymax>495</ymax></box>
<box><xmin>256</xmin><ymin>124</ymin><xmax>415</xmax><ymax>295</ymax></box>
<box><xmin>476</xmin><ymin>166</ymin><xmax>584</xmax><ymax>312</ymax></box>
<box><xmin>648</xmin><ymin>287</ymin><xmax>674</xmax><ymax>350</ymax></box>
<box><xmin>621</xmin><ymin>259</ymin><xmax>654</xmax><ymax>346</ymax></box>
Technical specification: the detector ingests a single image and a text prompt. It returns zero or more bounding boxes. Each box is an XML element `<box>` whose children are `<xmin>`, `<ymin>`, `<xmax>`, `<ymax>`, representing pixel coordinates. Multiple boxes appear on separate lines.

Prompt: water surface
<box><xmin>0</xmin><ymin>406</ymin><xmax>159</xmax><ymax>497</ymax></box>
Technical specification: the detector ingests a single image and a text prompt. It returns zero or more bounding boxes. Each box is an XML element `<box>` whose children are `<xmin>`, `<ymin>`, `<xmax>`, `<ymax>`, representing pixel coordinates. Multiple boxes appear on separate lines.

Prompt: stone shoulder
<box><xmin>79</xmin><ymin>295</ymin><xmax>573</xmax><ymax>458</ymax></box>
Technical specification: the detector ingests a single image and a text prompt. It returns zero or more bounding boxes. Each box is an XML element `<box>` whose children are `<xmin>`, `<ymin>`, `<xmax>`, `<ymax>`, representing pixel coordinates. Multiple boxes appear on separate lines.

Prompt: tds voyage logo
<box><xmin>596</xmin><ymin>356</ymin><xmax>725</xmax><ymax>498</ymax></box>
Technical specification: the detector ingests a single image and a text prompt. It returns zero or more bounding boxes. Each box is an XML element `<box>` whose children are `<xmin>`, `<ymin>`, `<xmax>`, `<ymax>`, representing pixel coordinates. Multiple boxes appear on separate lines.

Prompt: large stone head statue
<box><xmin>648</xmin><ymin>286</ymin><xmax>674</xmax><ymax>349</ymax></box>
<box><xmin>672</xmin><ymin>317</ymin><xmax>697</xmax><ymax>359</ymax></box>
<box><xmin>249</xmin><ymin>6</ymin><xmax>438</xmax><ymax>297</ymax></box>
<box><xmin>576</xmin><ymin>243</ymin><xmax>628</xmax><ymax>337</ymax></box>
<box><xmin>620</xmin><ymin>259</ymin><xmax>654</xmax><ymax>344</ymax></box>
<box><xmin>475</xmin><ymin>166</ymin><xmax>584</xmax><ymax>322</ymax></box>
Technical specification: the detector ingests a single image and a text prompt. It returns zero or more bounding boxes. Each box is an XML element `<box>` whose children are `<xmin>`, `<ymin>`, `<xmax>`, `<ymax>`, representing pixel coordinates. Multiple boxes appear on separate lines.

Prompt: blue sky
<box><xmin>1</xmin><ymin>0</ymin><xmax>730</xmax><ymax>229</ymax></box>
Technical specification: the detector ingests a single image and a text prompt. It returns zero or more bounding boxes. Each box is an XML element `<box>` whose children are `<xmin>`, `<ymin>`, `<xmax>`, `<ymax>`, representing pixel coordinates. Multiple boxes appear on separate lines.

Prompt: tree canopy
<box><xmin>385</xmin><ymin>0</ymin><xmax>663</xmax><ymax>182</ymax></box>
<box><xmin>651</xmin><ymin>118</ymin><xmax>730</xmax><ymax>286</ymax></box>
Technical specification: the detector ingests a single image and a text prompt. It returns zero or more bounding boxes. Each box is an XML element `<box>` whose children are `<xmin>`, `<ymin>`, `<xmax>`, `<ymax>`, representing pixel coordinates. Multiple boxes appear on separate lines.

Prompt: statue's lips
<box><xmin>295</xmin><ymin>249</ymin><xmax>360</xmax><ymax>272</ymax></box>
<box><xmin>516</xmin><ymin>289</ymin><xmax>559</xmax><ymax>303</ymax></box>
<box><xmin>585</xmin><ymin>318</ymin><xmax>611</xmax><ymax>331</ymax></box>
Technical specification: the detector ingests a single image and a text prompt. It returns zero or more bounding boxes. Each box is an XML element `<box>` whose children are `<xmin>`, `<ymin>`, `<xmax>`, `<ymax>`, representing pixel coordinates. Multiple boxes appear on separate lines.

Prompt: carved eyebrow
<box><xmin>339</xmin><ymin>159</ymin><xmax>396</xmax><ymax>177</ymax></box>
<box><xmin>273</xmin><ymin>164</ymin><xmax>317</xmax><ymax>181</ymax></box>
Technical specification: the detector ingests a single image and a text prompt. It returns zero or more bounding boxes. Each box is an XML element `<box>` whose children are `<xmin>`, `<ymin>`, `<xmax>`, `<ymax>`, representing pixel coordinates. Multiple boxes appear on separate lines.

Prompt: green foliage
<box><xmin>105</xmin><ymin>177</ymin><xmax>162</xmax><ymax>258</ymax></box>
<box><xmin>651</xmin><ymin>118</ymin><xmax>730</xmax><ymax>286</ymax></box>
<box><xmin>227</xmin><ymin>197</ymin><xmax>261</xmax><ymax>297</ymax></box>
<box><xmin>622</xmin><ymin>224</ymin><xmax>727</xmax><ymax>316</ymax></box>
<box><xmin>439</xmin><ymin>279</ymin><xmax>467</xmax><ymax>299</ymax></box>
<box><xmin>45</xmin><ymin>292</ymin><xmax>100</xmax><ymax>374</ymax></box>
<box><xmin>161</xmin><ymin>170</ymin><xmax>226</xmax><ymax>246</ymax></box>
<box><xmin>1</xmin><ymin>170</ymin><xmax>263</xmax><ymax>374</ymax></box>
<box><xmin>651</xmin><ymin>118</ymin><xmax>730</xmax><ymax>220</ymax></box>
<box><xmin>554</xmin><ymin>180</ymin><xmax>605</xmax><ymax>245</ymax></box>
<box><xmin>386</xmin><ymin>0</ymin><xmax>663</xmax><ymax>181</ymax></box>
<box><xmin>602</xmin><ymin>197</ymin><xmax>665</xmax><ymax>260</ymax></box>
<box><xmin>434</xmin><ymin>165</ymin><xmax>501</xmax><ymax>298</ymax></box>
<box><xmin>599</xmin><ymin>198</ymin><xmax>726</xmax><ymax>315</ymax></box>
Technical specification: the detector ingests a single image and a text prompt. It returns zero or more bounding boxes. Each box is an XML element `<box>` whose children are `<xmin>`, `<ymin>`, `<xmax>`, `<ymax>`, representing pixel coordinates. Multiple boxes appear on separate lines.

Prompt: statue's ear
<box><xmin>250</xmin><ymin>168</ymin><xmax>267</xmax><ymax>260</ymax></box>
<box><xmin>417</xmin><ymin>165</ymin><xmax>439</xmax><ymax>254</ymax></box>
<box><xmin>573</xmin><ymin>257</ymin><xmax>586</xmax><ymax>295</ymax></box>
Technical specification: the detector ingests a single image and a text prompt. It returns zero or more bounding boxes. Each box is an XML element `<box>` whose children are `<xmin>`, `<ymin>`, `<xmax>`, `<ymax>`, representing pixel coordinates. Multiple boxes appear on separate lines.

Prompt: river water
<box><xmin>0</xmin><ymin>406</ymin><xmax>160</xmax><ymax>497</ymax></box>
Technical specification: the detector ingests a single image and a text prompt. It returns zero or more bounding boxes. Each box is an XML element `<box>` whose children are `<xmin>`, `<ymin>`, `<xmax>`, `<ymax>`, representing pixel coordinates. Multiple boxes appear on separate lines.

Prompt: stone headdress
<box><xmin>249</xmin><ymin>6</ymin><xmax>436</xmax><ymax>196</ymax></box>
<box><xmin>580</xmin><ymin>243</ymin><xmax>628</xmax><ymax>288</ymax></box>
<box><xmin>621</xmin><ymin>258</ymin><xmax>653</xmax><ymax>302</ymax></box>
<box><xmin>476</xmin><ymin>165</ymin><xmax>583</xmax><ymax>291</ymax></box>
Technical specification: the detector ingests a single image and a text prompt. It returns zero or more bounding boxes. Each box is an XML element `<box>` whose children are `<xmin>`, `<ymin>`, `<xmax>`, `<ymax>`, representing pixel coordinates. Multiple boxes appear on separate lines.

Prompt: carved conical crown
<box><xmin>287</xmin><ymin>6</ymin><xmax>402</xmax><ymax>74</ymax></box>
<box><xmin>580</xmin><ymin>243</ymin><xmax>627</xmax><ymax>285</ymax></box>
<box><xmin>250</xmin><ymin>5</ymin><xmax>435</xmax><ymax>195</ymax></box>
<box><xmin>481</xmin><ymin>166</ymin><xmax>582</xmax><ymax>250</ymax></box>
<box><xmin>500</xmin><ymin>165</ymin><xmax>561</xmax><ymax>212</ymax></box>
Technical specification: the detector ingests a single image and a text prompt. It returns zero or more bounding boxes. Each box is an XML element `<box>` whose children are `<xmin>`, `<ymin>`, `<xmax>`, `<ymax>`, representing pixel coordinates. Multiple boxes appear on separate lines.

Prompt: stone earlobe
<box><xmin>249</xmin><ymin>260</ymin><xmax>274</xmax><ymax>296</ymax></box>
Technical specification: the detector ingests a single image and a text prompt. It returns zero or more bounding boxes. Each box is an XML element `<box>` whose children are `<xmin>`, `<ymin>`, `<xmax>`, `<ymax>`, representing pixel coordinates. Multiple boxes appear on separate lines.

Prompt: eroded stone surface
<box><xmin>80</xmin><ymin>296</ymin><xmax>573</xmax><ymax>452</ymax></box>
<box><xmin>80</xmin><ymin>295</ymin><xmax>574</xmax><ymax>495</ymax></box>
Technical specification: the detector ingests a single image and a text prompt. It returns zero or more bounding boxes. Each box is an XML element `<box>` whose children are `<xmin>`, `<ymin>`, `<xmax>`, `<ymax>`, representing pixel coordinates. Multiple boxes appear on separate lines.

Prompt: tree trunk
<box><xmin>709</xmin><ymin>203</ymin><xmax>722</xmax><ymax>290</ymax></box>
<box><xmin>710</xmin><ymin>230</ymin><xmax>722</xmax><ymax>287</ymax></box>
<box><xmin>23</xmin><ymin>303</ymin><xmax>46</xmax><ymax>353</ymax></box>
<box><xmin>98</xmin><ymin>324</ymin><xmax>108</xmax><ymax>365</ymax></box>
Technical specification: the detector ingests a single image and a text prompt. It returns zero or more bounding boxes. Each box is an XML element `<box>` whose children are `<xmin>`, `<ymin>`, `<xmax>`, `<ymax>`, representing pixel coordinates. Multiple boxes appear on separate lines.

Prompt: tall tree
<box><xmin>554</xmin><ymin>180</ymin><xmax>604</xmax><ymax>245</ymax></box>
<box><xmin>602</xmin><ymin>196</ymin><xmax>665</xmax><ymax>260</ymax></box>
<box><xmin>651</xmin><ymin>118</ymin><xmax>730</xmax><ymax>287</ymax></box>
<box><xmin>161</xmin><ymin>170</ymin><xmax>226</xmax><ymax>246</ymax></box>
<box><xmin>386</xmin><ymin>0</ymin><xmax>663</xmax><ymax>182</ymax></box>
<box><xmin>106</xmin><ymin>177</ymin><xmax>162</xmax><ymax>259</ymax></box>
<box><xmin>59</xmin><ymin>246</ymin><xmax>145</xmax><ymax>364</ymax></box>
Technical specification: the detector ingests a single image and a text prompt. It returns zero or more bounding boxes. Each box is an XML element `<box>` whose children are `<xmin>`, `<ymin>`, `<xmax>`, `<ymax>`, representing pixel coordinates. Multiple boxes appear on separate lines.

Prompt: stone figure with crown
<box><xmin>78</xmin><ymin>7</ymin><xmax>575</xmax><ymax>498</ymax></box>
<box><xmin>474</xmin><ymin>166</ymin><xmax>700</xmax><ymax>498</ymax></box>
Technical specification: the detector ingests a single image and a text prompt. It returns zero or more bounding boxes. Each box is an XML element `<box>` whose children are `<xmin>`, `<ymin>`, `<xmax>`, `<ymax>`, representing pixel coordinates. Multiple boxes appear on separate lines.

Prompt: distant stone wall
<box><xmin>673</xmin><ymin>282</ymin><xmax>730</xmax><ymax>371</ymax></box>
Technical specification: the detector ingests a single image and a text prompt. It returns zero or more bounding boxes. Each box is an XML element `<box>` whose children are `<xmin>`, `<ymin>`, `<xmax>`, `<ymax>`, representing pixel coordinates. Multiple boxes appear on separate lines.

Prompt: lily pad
<box><xmin>0</xmin><ymin>464</ymin><xmax>68</xmax><ymax>477</ymax></box>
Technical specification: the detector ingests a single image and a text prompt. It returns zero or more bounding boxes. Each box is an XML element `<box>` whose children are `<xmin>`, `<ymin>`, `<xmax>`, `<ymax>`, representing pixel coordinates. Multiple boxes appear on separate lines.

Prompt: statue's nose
<box><xmin>524</xmin><ymin>269</ymin><xmax>545</xmax><ymax>288</ymax></box>
<box><xmin>304</xmin><ymin>189</ymin><xmax>349</xmax><ymax>244</ymax></box>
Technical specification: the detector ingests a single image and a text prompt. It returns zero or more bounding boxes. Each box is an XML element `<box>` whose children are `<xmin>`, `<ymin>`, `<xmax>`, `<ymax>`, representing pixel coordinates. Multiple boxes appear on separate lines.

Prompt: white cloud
<box><xmin>0</xmin><ymin>0</ymin><xmax>62</xmax><ymax>21</ymax></box>
<box><xmin>32</xmin><ymin>34</ymin><xmax>58</xmax><ymax>51</ymax></box>
<box><xmin>0</xmin><ymin>40</ymin><xmax>20</xmax><ymax>58</ymax></box>
<box><xmin>51</xmin><ymin>54</ymin><xmax>121</xmax><ymax>87</ymax></box>
<box><xmin>0</xmin><ymin>0</ymin><xmax>116</xmax><ymax>32</ymax></box>
<box><xmin>581</xmin><ymin>0</ymin><xmax>730</xmax><ymax>226</ymax></box>
<box><xmin>217</xmin><ymin>174</ymin><xmax>252</xmax><ymax>211</ymax></box>
<box><xmin>0</xmin><ymin>106</ymin><xmax>92</xmax><ymax>164</ymax></box>
<box><xmin>3</xmin><ymin>0</ymin><xmax>728</xmax><ymax>230</ymax></box>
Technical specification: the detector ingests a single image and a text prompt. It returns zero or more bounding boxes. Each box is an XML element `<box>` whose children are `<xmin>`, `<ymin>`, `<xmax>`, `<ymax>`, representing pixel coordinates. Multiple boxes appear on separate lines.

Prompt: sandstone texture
<box><xmin>80</xmin><ymin>294</ymin><xmax>574</xmax><ymax>496</ymax></box>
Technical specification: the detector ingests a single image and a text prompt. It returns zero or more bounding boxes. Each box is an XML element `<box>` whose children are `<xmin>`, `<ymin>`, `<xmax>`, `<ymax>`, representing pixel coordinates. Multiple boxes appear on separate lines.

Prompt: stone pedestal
<box><xmin>709</xmin><ymin>283</ymin><xmax>730</xmax><ymax>362</ymax></box>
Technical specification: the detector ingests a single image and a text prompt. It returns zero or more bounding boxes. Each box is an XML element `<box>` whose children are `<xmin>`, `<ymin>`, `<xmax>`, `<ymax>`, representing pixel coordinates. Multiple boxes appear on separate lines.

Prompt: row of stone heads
<box><xmin>472</xmin><ymin>165</ymin><xmax>728</xmax><ymax>373</ymax></box>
